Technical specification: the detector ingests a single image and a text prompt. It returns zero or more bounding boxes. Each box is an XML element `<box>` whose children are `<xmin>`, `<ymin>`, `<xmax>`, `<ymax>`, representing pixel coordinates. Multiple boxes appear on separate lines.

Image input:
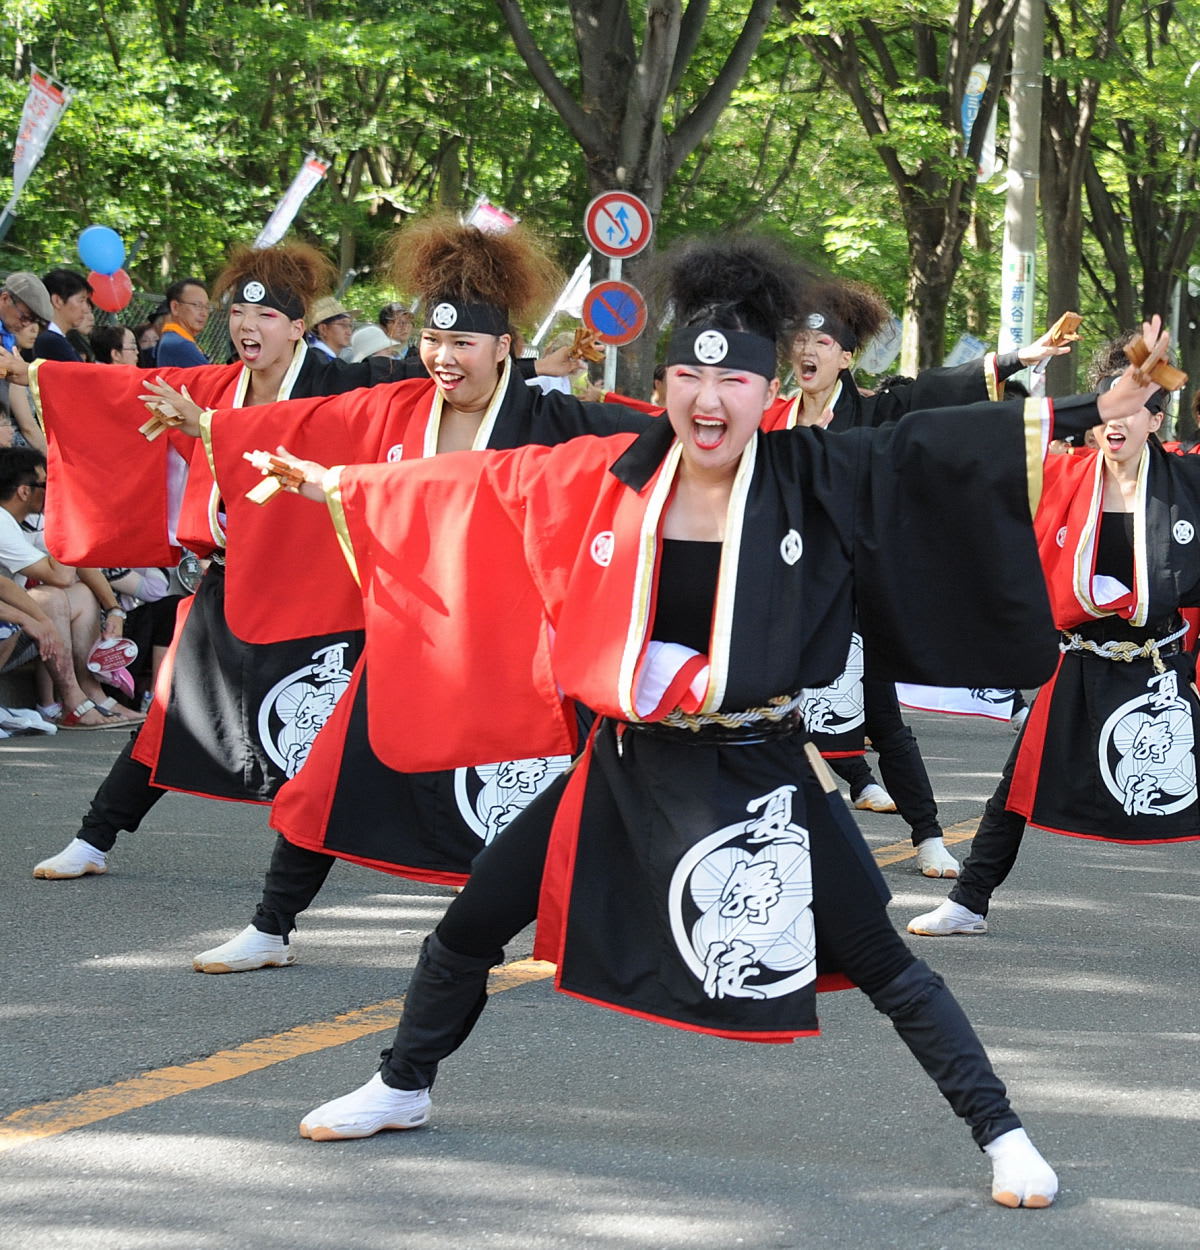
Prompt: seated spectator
<box><xmin>89</xmin><ymin>324</ymin><xmax>140</xmax><ymax>365</ymax></box>
<box><xmin>157</xmin><ymin>277</ymin><xmax>212</xmax><ymax>366</ymax></box>
<box><xmin>66</xmin><ymin>302</ymin><xmax>97</xmax><ymax>362</ymax></box>
<box><xmin>133</xmin><ymin>321</ymin><xmax>159</xmax><ymax>367</ymax></box>
<box><xmin>31</xmin><ymin>270</ymin><xmax>93</xmax><ymax>363</ymax></box>
<box><xmin>341</xmin><ymin>324</ymin><xmax>404</xmax><ymax>363</ymax></box>
<box><xmin>308</xmin><ymin>297</ymin><xmax>354</xmax><ymax>358</ymax></box>
<box><xmin>0</xmin><ymin>271</ymin><xmax>53</xmax><ymax>353</ymax></box>
<box><xmin>378</xmin><ymin>301</ymin><xmax>414</xmax><ymax>350</ymax></box>
<box><xmin>1</xmin><ymin>316</ymin><xmax>44</xmax><ymax>452</ymax></box>
<box><xmin>0</xmin><ymin>571</ymin><xmax>63</xmax><ymax>734</ymax></box>
<box><xmin>0</xmin><ymin>447</ymin><xmax>142</xmax><ymax>728</ymax></box>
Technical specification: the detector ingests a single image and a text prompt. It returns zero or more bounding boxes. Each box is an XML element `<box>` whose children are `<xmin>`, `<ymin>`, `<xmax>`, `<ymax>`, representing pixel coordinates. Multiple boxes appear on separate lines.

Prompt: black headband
<box><xmin>666</xmin><ymin>326</ymin><xmax>778</xmax><ymax>379</ymax></box>
<box><xmin>422</xmin><ymin>298</ymin><xmax>508</xmax><ymax>335</ymax></box>
<box><xmin>1097</xmin><ymin>371</ymin><xmax>1169</xmax><ymax>416</ymax></box>
<box><xmin>233</xmin><ymin>279</ymin><xmax>305</xmax><ymax>322</ymax></box>
<box><xmin>799</xmin><ymin>311</ymin><xmax>856</xmax><ymax>351</ymax></box>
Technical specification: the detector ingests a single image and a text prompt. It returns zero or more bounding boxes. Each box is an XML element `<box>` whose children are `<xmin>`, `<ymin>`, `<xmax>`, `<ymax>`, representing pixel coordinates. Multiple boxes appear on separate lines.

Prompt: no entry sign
<box><xmin>584</xmin><ymin>192</ymin><xmax>653</xmax><ymax>259</ymax></box>
<box><xmin>582</xmin><ymin>280</ymin><xmax>647</xmax><ymax>346</ymax></box>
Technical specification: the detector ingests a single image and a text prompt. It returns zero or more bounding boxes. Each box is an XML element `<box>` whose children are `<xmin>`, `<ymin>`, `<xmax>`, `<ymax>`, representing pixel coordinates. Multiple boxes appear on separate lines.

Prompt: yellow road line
<box><xmin>0</xmin><ymin>959</ymin><xmax>554</xmax><ymax>1153</ymax></box>
<box><xmin>1</xmin><ymin>817</ymin><xmax>982</xmax><ymax>1154</ymax></box>
<box><xmin>870</xmin><ymin>817</ymin><xmax>979</xmax><ymax>867</ymax></box>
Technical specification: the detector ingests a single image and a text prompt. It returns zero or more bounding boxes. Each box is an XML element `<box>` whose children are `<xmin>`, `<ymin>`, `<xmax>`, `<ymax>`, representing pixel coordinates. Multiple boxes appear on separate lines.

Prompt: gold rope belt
<box><xmin>1058</xmin><ymin>622</ymin><xmax>1188</xmax><ymax>675</ymax></box>
<box><xmin>656</xmin><ymin>692</ymin><xmax>805</xmax><ymax>733</ymax></box>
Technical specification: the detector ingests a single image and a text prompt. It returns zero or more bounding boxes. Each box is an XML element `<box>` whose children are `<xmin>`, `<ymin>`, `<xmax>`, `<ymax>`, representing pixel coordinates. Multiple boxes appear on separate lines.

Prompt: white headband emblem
<box><xmin>243</xmin><ymin>281</ymin><xmax>266</xmax><ymax>303</ymax></box>
<box><xmin>694</xmin><ymin>331</ymin><xmax>729</xmax><ymax>364</ymax></box>
<box><xmin>432</xmin><ymin>302</ymin><xmax>458</xmax><ymax>329</ymax></box>
<box><xmin>805</xmin><ymin>313</ymin><xmax>826</xmax><ymax>331</ymax></box>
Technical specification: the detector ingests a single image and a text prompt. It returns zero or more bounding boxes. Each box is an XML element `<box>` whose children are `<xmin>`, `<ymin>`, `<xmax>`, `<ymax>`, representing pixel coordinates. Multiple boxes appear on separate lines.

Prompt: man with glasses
<box><xmin>0</xmin><ymin>272</ymin><xmax>53</xmax><ymax>353</ymax></box>
<box><xmin>157</xmin><ymin>277</ymin><xmax>212</xmax><ymax>367</ymax></box>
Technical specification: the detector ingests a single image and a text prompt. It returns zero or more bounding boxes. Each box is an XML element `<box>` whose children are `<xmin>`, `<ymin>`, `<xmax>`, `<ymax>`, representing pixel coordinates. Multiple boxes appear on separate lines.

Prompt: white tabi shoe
<box><xmin>193</xmin><ymin>924</ymin><xmax>297</xmax><ymax>973</ymax></box>
<box><xmin>33</xmin><ymin>838</ymin><xmax>108</xmax><ymax>879</ymax></box>
<box><xmin>906</xmin><ymin>899</ymin><xmax>988</xmax><ymax>936</ymax></box>
<box><xmin>915</xmin><ymin>836</ymin><xmax>960</xmax><ymax>878</ymax></box>
<box><xmin>985</xmin><ymin>1128</ymin><xmax>1058</xmax><ymax>1208</ymax></box>
<box><xmin>300</xmin><ymin>1072</ymin><xmax>431</xmax><ymax>1141</ymax></box>
<box><xmin>853</xmin><ymin>782</ymin><xmax>897</xmax><ymax>813</ymax></box>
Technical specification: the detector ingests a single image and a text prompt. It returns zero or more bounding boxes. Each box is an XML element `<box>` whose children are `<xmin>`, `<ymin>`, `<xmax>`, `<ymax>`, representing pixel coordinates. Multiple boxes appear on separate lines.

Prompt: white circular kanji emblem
<box><xmin>1056</xmin><ymin>525</ymin><xmax>1068</xmax><ymax>548</ymax></box>
<box><xmin>432</xmin><ymin>302</ymin><xmax>458</xmax><ymax>329</ymax></box>
<box><xmin>386</xmin><ymin>444</ymin><xmax>404</xmax><ymax>463</ymax></box>
<box><xmin>243</xmin><ymin>281</ymin><xmax>266</xmax><ymax>303</ymax></box>
<box><xmin>1174</xmin><ymin>520</ymin><xmax>1194</xmax><ymax>545</ymax></box>
<box><xmin>780</xmin><ymin>529</ymin><xmax>803</xmax><ymax>565</ymax></box>
<box><xmin>590</xmin><ymin>530</ymin><xmax>615</xmax><ymax>566</ymax></box>
<box><xmin>805</xmin><ymin>313</ymin><xmax>826</xmax><ymax>331</ymax></box>
<box><xmin>694</xmin><ymin>331</ymin><xmax>729</xmax><ymax>364</ymax></box>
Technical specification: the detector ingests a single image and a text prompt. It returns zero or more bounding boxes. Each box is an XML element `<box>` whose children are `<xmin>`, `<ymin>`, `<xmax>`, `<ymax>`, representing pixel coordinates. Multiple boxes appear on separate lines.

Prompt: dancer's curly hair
<box><xmin>1086</xmin><ymin>332</ymin><xmax>1141</xmax><ymax>388</ymax></box>
<box><xmin>386</xmin><ymin>213</ymin><xmax>561</xmax><ymax>329</ymax></box>
<box><xmin>793</xmin><ymin>278</ymin><xmax>888</xmax><ymax>350</ymax></box>
<box><xmin>655</xmin><ymin>235</ymin><xmax>816</xmax><ymax>351</ymax></box>
<box><xmin>212</xmin><ymin>243</ymin><xmax>336</xmax><ymax>314</ymax></box>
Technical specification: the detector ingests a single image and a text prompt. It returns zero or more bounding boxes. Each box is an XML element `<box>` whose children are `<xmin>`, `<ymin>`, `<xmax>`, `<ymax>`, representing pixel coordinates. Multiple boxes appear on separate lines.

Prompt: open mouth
<box><xmin>1105</xmin><ymin>430</ymin><xmax>1126</xmax><ymax>452</ymax></box>
<box><xmin>692</xmin><ymin>416</ymin><xmax>727</xmax><ymax>450</ymax></box>
<box><xmin>798</xmin><ymin>358</ymin><xmax>819</xmax><ymax>382</ymax></box>
<box><xmin>435</xmin><ymin>370</ymin><xmax>463</xmax><ymax>390</ymax></box>
<box><xmin>239</xmin><ymin>338</ymin><xmax>262</xmax><ymax>362</ymax></box>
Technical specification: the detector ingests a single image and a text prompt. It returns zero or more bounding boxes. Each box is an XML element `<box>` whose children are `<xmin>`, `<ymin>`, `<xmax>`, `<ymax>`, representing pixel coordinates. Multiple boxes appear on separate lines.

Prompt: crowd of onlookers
<box><xmin>0</xmin><ymin>266</ymin><xmax>421</xmax><ymax>738</ymax></box>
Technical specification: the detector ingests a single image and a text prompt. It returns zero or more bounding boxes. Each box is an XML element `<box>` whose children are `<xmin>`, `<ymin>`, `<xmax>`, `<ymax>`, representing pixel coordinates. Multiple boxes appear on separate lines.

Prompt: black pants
<box><xmin>77</xmin><ymin>731</ymin><xmax>166</xmax><ymax>853</ymax></box>
<box><xmin>830</xmin><ymin>676</ymin><xmax>941</xmax><ymax>846</ymax></box>
<box><xmin>378</xmin><ymin>771</ymin><xmax>1019</xmax><ymax>1148</ymax></box>
<box><xmin>949</xmin><ymin>736</ymin><xmax>1025</xmax><ymax>917</ymax></box>
<box><xmin>252</xmin><ymin>836</ymin><xmax>337</xmax><ymax>936</ymax></box>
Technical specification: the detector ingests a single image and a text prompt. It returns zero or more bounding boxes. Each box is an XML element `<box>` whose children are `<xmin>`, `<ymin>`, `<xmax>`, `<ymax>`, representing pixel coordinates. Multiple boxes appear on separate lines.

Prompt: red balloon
<box><xmin>88</xmin><ymin>268</ymin><xmax>133</xmax><ymax>312</ymax></box>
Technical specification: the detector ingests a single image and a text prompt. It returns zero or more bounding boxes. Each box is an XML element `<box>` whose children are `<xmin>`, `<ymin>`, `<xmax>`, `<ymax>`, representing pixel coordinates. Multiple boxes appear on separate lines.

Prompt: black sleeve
<box><xmin>530</xmin><ymin>391</ymin><xmax>657</xmax><ymax>441</ymax></box>
<box><xmin>822</xmin><ymin>403</ymin><xmax>1059</xmax><ymax>689</ymax></box>
<box><xmin>26</xmin><ymin>333</ymin><xmax>81</xmax><ymax>364</ymax></box>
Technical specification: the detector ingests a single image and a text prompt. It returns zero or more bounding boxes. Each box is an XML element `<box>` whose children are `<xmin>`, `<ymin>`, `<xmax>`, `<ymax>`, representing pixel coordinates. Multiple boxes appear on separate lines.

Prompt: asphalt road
<box><xmin>2</xmin><ymin>711</ymin><xmax>1199</xmax><ymax>1249</ymax></box>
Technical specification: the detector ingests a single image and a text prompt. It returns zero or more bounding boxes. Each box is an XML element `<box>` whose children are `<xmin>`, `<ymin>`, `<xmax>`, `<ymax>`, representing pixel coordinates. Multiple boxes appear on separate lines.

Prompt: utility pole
<box><xmin>998</xmin><ymin>0</ymin><xmax>1044</xmax><ymax>383</ymax></box>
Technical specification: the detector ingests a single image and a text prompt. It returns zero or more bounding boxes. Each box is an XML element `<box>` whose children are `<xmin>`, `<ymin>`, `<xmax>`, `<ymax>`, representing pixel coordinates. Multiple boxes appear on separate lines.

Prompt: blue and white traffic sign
<box><xmin>582</xmin><ymin>280</ymin><xmax>648</xmax><ymax>346</ymax></box>
<box><xmin>584</xmin><ymin>192</ymin><xmax>653</xmax><ymax>260</ymax></box>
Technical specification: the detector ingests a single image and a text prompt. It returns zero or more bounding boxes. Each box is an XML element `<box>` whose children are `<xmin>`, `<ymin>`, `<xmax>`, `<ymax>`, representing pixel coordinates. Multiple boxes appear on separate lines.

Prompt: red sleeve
<box><xmin>34</xmin><ymin>360</ymin><xmax>240</xmax><ymax>566</ymax></box>
<box><xmin>207</xmin><ymin>379</ymin><xmax>435</xmax><ymax>643</ymax></box>
<box><xmin>337</xmin><ymin>448</ymin><xmax>579</xmax><ymax>772</ymax></box>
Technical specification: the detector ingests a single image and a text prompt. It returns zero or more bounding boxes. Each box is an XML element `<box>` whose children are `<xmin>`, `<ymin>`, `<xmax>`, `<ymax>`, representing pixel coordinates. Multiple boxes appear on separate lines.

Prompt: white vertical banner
<box><xmin>961</xmin><ymin>63</ymin><xmax>998</xmax><ymax>180</ymax></box>
<box><xmin>2</xmin><ymin>66</ymin><xmax>73</xmax><ymax>229</ymax></box>
<box><xmin>253</xmin><ymin>152</ymin><xmax>330</xmax><ymax>249</ymax></box>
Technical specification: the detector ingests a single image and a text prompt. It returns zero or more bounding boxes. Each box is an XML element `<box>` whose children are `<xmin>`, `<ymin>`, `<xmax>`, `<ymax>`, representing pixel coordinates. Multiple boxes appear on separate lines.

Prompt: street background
<box><xmin>2</xmin><ymin>710</ymin><xmax>1198</xmax><ymax>1249</ymax></box>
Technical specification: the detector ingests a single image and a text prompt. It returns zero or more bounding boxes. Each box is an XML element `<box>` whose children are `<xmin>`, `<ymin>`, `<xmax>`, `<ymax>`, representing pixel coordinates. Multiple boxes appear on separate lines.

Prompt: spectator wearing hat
<box><xmin>308</xmin><ymin>296</ymin><xmax>354</xmax><ymax>359</ymax></box>
<box><xmin>32</xmin><ymin>270</ymin><xmax>93</xmax><ymax>363</ymax></box>
<box><xmin>340</xmin><ymin>324</ymin><xmax>404</xmax><ymax>364</ymax></box>
<box><xmin>0</xmin><ymin>272</ymin><xmax>53</xmax><ymax>353</ymax></box>
<box><xmin>157</xmin><ymin>277</ymin><xmax>212</xmax><ymax>367</ymax></box>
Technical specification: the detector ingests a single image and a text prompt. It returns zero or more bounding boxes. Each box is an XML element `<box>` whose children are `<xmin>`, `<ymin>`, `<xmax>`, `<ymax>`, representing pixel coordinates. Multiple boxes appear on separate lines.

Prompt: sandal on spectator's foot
<box><xmin>58</xmin><ymin>700</ymin><xmax>126</xmax><ymax>730</ymax></box>
<box><xmin>96</xmin><ymin>697</ymin><xmax>146</xmax><ymax>725</ymax></box>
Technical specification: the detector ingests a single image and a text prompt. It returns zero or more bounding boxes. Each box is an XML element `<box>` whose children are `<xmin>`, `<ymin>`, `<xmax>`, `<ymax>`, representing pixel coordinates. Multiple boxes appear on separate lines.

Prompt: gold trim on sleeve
<box><xmin>323</xmin><ymin>466</ymin><xmax>359</xmax><ymax>586</ymax></box>
<box><xmin>26</xmin><ymin>359</ymin><xmax>45</xmax><ymax>432</ymax></box>
<box><xmin>1023</xmin><ymin>397</ymin><xmax>1047</xmax><ymax>518</ymax></box>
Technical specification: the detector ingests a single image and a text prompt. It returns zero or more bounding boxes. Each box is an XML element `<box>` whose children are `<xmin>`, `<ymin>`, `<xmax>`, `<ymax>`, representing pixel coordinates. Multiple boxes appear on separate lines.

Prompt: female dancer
<box><xmin>14</xmin><ymin>238</ymin><xmax>586</xmax><ymax>880</ymax></box>
<box><xmin>131</xmin><ymin>217</ymin><xmax>651</xmax><ymax>973</ymax></box>
<box><xmin>210</xmin><ymin>238</ymin><xmax>1162</xmax><ymax>1205</ymax></box>
<box><xmin>910</xmin><ymin>329</ymin><xmax>1197</xmax><ymax>936</ymax></box>
<box><xmin>777</xmin><ymin>279</ymin><xmax>1073</xmax><ymax>877</ymax></box>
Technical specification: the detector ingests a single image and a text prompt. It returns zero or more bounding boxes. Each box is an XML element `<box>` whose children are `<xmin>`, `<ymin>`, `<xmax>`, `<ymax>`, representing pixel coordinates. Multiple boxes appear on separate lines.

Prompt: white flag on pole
<box><xmin>7</xmin><ymin>67</ymin><xmax>72</xmax><ymax>211</ymax></box>
<box><xmin>253</xmin><ymin>152</ymin><xmax>330</xmax><ymax>249</ymax></box>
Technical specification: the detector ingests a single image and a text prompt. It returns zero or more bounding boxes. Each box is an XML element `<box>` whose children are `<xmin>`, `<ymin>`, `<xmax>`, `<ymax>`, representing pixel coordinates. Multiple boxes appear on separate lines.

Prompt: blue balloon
<box><xmin>77</xmin><ymin>225</ymin><xmax>126</xmax><ymax>276</ymax></box>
